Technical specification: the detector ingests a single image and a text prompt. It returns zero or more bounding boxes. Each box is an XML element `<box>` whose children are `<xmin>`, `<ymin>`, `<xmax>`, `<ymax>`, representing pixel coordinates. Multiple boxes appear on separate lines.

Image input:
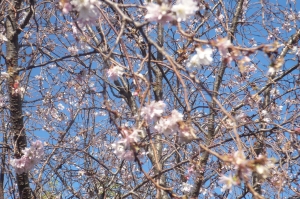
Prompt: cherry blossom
<box><xmin>0</xmin><ymin>72</ymin><xmax>9</xmax><ymax>79</ymax></box>
<box><xmin>219</xmin><ymin>174</ymin><xmax>238</xmax><ymax>192</ymax></box>
<box><xmin>215</xmin><ymin>38</ymin><xmax>232</xmax><ymax>58</ymax></box>
<box><xmin>233</xmin><ymin>151</ymin><xmax>247</xmax><ymax>170</ymax></box>
<box><xmin>171</xmin><ymin>0</ymin><xmax>198</xmax><ymax>22</ymax></box>
<box><xmin>141</xmin><ymin>101</ymin><xmax>166</xmax><ymax>122</ymax></box>
<box><xmin>111</xmin><ymin>142</ymin><xmax>126</xmax><ymax>159</ymax></box>
<box><xmin>59</xmin><ymin>0</ymin><xmax>72</xmax><ymax>14</ymax></box>
<box><xmin>119</xmin><ymin>128</ymin><xmax>140</xmax><ymax>148</ymax></box>
<box><xmin>187</xmin><ymin>48</ymin><xmax>213</xmax><ymax>69</ymax></box>
<box><xmin>154</xmin><ymin>109</ymin><xmax>183</xmax><ymax>136</ymax></box>
<box><xmin>0</xmin><ymin>33</ymin><xmax>8</xmax><ymax>42</ymax></box>
<box><xmin>255</xmin><ymin>155</ymin><xmax>275</xmax><ymax>179</ymax></box>
<box><xmin>145</xmin><ymin>3</ymin><xmax>174</xmax><ymax>23</ymax></box>
<box><xmin>68</xmin><ymin>46</ymin><xmax>78</xmax><ymax>55</ymax></box>
<box><xmin>107</xmin><ymin>66</ymin><xmax>125</xmax><ymax>81</ymax></box>
<box><xmin>10</xmin><ymin>140</ymin><xmax>44</xmax><ymax>174</ymax></box>
<box><xmin>181</xmin><ymin>182</ymin><xmax>193</xmax><ymax>192</ymax></box>
<box><xmin>70</xmin><ymin>0</ymin><xmax>101</xmax><ymax>25</ymax></box>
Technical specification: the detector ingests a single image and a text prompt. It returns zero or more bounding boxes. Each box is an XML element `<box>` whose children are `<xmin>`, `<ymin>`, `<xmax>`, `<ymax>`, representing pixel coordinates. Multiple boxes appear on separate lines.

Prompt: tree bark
<box><xmin>5</xmin><ymin>0</ymin><xmax>31</xmax><ymax>198</ymax></box>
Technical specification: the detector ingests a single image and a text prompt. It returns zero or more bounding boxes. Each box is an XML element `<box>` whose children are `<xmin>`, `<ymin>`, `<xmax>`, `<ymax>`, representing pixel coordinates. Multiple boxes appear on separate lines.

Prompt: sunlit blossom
<box><xmin>145</xmin><ymin>3</ymin><xmax>174</xmax><ymax>23</ymax></box>
<box><xmin>70</xmin><ymin>0</ymin><xmax>101</xmax><ymax>25</ymax></box>
<box><xmin>0</xmin><ymin>33</ymin><xmax>8</xmax><ymax>42</ymax></box>
<box><xmin>181</xmin><ymin>182</ymin><xmax>193</xmax><ymax>192</ymax></box>
<box><xmin>141</xmin><ymin>101</ymin><xmax>166</xmax><ymax>122</ymax></box>
<box><xmin>107</xmin><ymin>66</ymin><xmax>125</xmax><ymax>81</ymax></box>
<box><xmin>10</xmin><ymin>140</ymin><xmax>44</xmax><ymax>174</ymax></box>
<box><xmin>154</xmin><ymin>109</ymin><xmax>183</xmax><ymax>136</ymax></box>
<box><xmin>215</xmin><ymin>38</ymin><xmax>232</xmax><ymax>57</ymax></box>
<box><xmin>219</xmin><ymin>174</ymin><xmax>238</xmax><ymax>192</ymax></box>
<box><xmin>187</xmin><ymin>48</ymin><xmax>213</xmax><ymax>68</ymax></box>
<box><xmin>171</xmin><ymin>0</ymin><xmax>198</xmax><ymax>22</ymax></box>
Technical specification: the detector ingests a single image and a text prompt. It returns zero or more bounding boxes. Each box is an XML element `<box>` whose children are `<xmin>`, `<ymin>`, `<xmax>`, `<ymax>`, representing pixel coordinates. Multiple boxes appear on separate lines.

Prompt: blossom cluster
<box><xmin>187</xmin><ymin>48</ymin><xmax>213</xmax><ymax>69</ymax></box>
<box><xmin>141</xmin><ymin>101</ymin><xmax>196</xmax><ymax>143</ymax></box>
<box><xmin>186</xmin><ymin>38</ymin><xmax>233</xmax><ymax>69</ymax></box>
<box><xmin>10</xmin><ymin>140</ymin><xmax>44</xmax><ymax>174</ymax></box>
<box><xmin>218</xmin><ymin>151</ymin><xmax>275</xmax><ymax>191</ymax></box>
<box><xmin>107</xmin><ymin>66</ymin><xmax>125</xmax><ymax>81</ymax></box>
<box><xmin>145</xmin><ymin>0</ymin><xmax>198</xmax><ymax>23</ymax></box>
<box><xmin>60</xmin><ymin>0</ymin><xmax>101</xmax><ymax>25</ymax></box>
<box><xmin>111</xmin><ymin>128</ymin><xmax>145</xmax><ymax>161</ymax></box>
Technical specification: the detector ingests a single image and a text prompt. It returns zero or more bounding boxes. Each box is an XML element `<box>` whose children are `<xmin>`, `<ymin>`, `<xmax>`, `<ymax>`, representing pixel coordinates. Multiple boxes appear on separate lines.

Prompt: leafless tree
<box><xmin>0</xmin><ymin>0</ymin><xmax>300</xmax><ymax>198</ymax></box>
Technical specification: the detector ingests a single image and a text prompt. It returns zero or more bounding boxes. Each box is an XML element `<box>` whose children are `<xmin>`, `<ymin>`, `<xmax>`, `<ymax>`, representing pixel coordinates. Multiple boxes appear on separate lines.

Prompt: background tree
<box><xmin>0</xmin><ymin>0</ymin><xmax>300</xmax><ymax>198</ymax></box>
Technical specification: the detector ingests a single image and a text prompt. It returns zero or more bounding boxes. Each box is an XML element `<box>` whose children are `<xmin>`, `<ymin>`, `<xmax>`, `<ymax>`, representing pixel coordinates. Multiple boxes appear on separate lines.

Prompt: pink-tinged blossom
<box><xmin>233</xmin><ymin>151</ymin><xmax>247</xmax><ymax>169</ymax></box>
<box><xmin>123</xmin><ymin>151</ymin><xmax>135</xmax><ymax>161</ymax></box>
<box><xmin>112</xmin><ymin>128</ymin><xmax>144</xmax><ymax>161</ymax></box>
<box><xmin>177</xmin><ymin>123</ymin><xmax>197</xmax><ymax>143</ymax></box>
<box><xmin>119</xmin><ymin>128</ymin><xmax>140</xmax><ymax>148</ymax></box>
<box><xmin>70</xmin><ymin>0</ymin><xmax>101</xmax><ymax>25</ymax></box>
<box><xmin>141</xmin><ymin>101</ymin><xmax>166</xmax><ymax>122</ymax></box>
<box><xmin>255</xmin><ymin>155</ymin><xmax>275</xmax><ymax>179</ymax></box>
<box><xmin>215</xmin><ymin>38</ymin><xmax>232</xmax><ymax>57</ymax></box>
<box><xmin>181</xmin><ymin>182</ymin><xmax>193</xmax><ymax>192</ymax></box>
<box><xmin>0</xmin><ymin>72</ymin><xmax>9</xmax><ymax>79</ymax></box>
<box><xmin>145</xmin><ymin>3</ymin><xmax>174</xmax><ymax>23</ymax></box>
<box><xmin>10</xmin><ymin>140</ymin><xmax>44</xmax><ymax>174</ymax></box>
<box><xmin>219</xmin><ymin>174</ymin><xmax>238</xmax><ymax>192</ymax></box>
<box><xmin>187</xmin><ymin>48</ymin><xmax>213</xmax><ymax>69</ymax></box>
<box><xmin>107</xmin><ymin>66</ymin><xmax>124</xmax><ymax>81</ymax></box>
<box><xmin>0</xmin><ymin>33</ymin><xmax>8</xmax><ymax>42</ymax></box>
<box><xmin>60</xmin><ymin>1</ymin><xmax>72</xmax><ymax>14</ymax></box>
<box><xmin>171</xmin><ymin>0</ymin><xmax>198</xmax><ymax>22</ymax></box>
<box><xmin>111</xmin><ymin>142</ymin><xmax>126</xmax><ymax>159</ymax></box>
<box><xmin>12</xmin><ymin>81</ymin><xmax>25</xmax><ymax>98</ymax></box>
<box><xmin>154</xmin><ymin>109</ymin><xmax>183</xmax><ymax>136</ymax></box>
<box><xmin>187</xmin><ymin>165</ymin><xmax>195</xmax><ymax>177</ymax></box>
<box><xmin>68</xmin><ymin>46</ymin><xmax>78</xmax><ymax>55</ymax></box>
<box><xmin>111</xmin><ymin>142</ymin><xmax>135</xmax><ymax>161</ymax></box>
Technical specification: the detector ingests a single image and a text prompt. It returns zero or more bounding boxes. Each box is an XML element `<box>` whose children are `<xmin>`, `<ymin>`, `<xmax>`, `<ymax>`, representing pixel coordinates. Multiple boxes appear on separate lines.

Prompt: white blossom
<box><xmin>70</xmin><ymin>0</ymin><xmax>101</xmax><ymax>25</ymax></box>
<box><xmin>0</xmin><ymin>33</ymin><xmax>7</xmax><ymax>42</ymax></box>
<box><xmin>187</xmin><ymin>48</ymin><xmax>213</xmax><ymax>69</ymax></box>
<box><xmin>181</xmin><ymin>182</ymin><xmax>193</xmax><ymax>192</ymax></box>
<box><xmin>219</xmin><ymin>174</ymin><xmax>238</xmax><ymax>192</ymax></box>
<box><xmin>141</xmin><ymin>101</ymin><xmax>166</xmax><ymax>122</ymax></box>
<box><xmin>145</xmin><ymin>3</ymin><xmax>174</xmax><ymax>23</ymax></box>
<box><xmin>107</xmin><ymin>66</ymin><xmax>125</xmax><ymax>81</ymax></box>
<box><xmin>171</xmin><ymin>0</ymin><xmax>198</xmax><ymax>22</ymax></box>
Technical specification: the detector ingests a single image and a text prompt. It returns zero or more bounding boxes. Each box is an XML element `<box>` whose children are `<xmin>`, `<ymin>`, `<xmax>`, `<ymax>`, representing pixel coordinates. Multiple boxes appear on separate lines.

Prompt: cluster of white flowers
<box><xmin>219</xmin><ymin>174</ymin><xmax>238</xmax><ymax>192</ymax></box>
<box><xmin>0</xmin><ymin>72</ymin><xmax>9</xmax><ymax>80</ymax></box>
<box><xmin>12</xmin><ymin>80</ymin><xmax>25</xmax><ymax>98</ymax></box>
<box><xmin>255</xmin><ymin>155</ymin><xmax>275</xmax><ymax>179</ymax></box>
<box><xmin>181</xmin><ymin>182</ymin><xmax>193</xmax><ymax>192</ymax></box>
<box><xmin>140</xmin><ymin>101</ymin><xmax>196</xmax><ymax>143</ymax></box>
<box><xmin>10</xmin><ymin>140</ymin><xmax>44</xmax><ymax>174</ymax></box>
<box><xmin>187</xmin><ymin>48</ymin><xmax>213</xmax><ymax>69</ymax></box>
<box><xmin>60</xmin><ymin>0</ymin><xmax>101</xmax><ymax>25</ymax></box>
<box><xmin>141</xmin><ymin>100</ymin><xmax>166</xmax><ymax>122</ymax></box>
<box><xmin>0</xmin><ymin>33</ymin><xmax>7</xmax><ymax>42</ymax></box>
<box><xmin>71</xmin><ymin>0</ymin><xmax>101</xmax><ymax>25</ymax></box>
<box><xmin>154</xmin><ymin>109</ymin><xmax>183</xmax><ymax>136</ymax></box>
<box><xmin>171</xmin><ymin>0</ymin><xmax>199</xmax><ymax>22</ymax></box>
<box><xmin>107</xmin><ymin>66</ymin><xmax>125</xmax><ymax>81</ymax></box>
<box><xmin>111</xmin><ymin>128</ymin><xmax>144</xmax><ymax>161</ymax></box>
<box><xmin>218</xmin><ymin>151</ymin><xmax>275</xmax><ymax>192</ymax></box>
<box><xmin>145</xmin><ymin>0</ymin><xmax>198</xmax><ymax>23</ymax></box>
<box><xmin>215</xmin><ymin>38</ymin><xmax>232</xmax><ymax>58</ymax></box>
<box><xmin>68</xmin><ymin>46</ymin><xmax>78</xmax><ymax>55</ymax></box>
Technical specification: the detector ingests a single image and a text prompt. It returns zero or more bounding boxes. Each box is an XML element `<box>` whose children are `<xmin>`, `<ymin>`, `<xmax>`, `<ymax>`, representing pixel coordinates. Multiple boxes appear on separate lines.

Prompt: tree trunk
<box><xmin>5</xmin><ymin>0</ymin><xmax>31</xmax><ymax>198</ymax></box>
